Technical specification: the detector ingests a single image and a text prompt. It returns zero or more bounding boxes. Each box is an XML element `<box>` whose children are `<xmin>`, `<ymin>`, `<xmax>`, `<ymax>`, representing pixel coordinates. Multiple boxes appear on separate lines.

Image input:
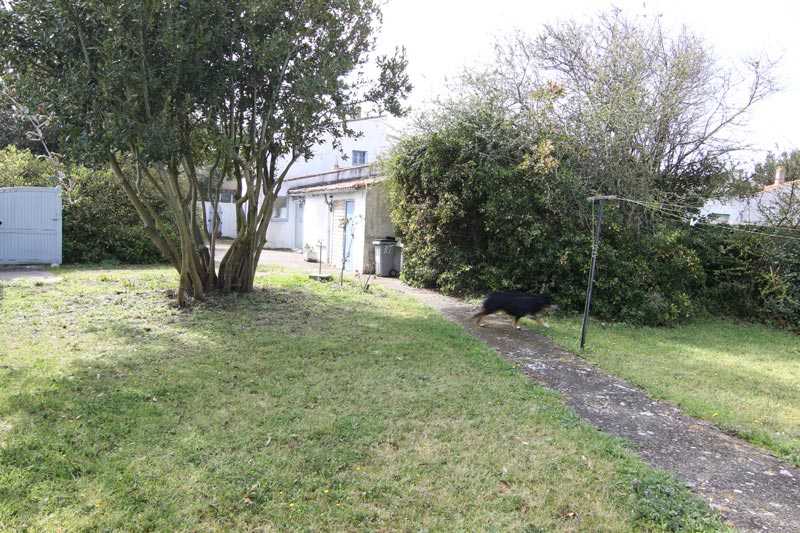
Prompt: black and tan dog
<box><xmin>472</xmin><ymin>291</ymin><xmax>558</xmax><ymax>330</ymax></box>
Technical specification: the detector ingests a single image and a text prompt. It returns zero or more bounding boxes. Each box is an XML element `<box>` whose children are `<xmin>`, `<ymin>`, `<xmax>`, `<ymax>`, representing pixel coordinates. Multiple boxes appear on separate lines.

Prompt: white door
<box><xmin>294</xmin><ymin>199</ymin><xmax>304</xmax><ymax>249</ymax></box>
<box><xmin>0</xmin><ymin>187</ymin><xmax>62</xmax><ymax>265</ymax></box>
<box><xmin>344</xmin><ymin>200</ymin><xmax>355</xmax><ymax>271</ymax></box>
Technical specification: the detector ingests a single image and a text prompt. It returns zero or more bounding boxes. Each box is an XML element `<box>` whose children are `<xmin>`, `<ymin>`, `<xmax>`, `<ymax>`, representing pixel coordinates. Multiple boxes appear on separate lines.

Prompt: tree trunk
<box><xmin>110</xmin><ymin>155</ymin><xmax>211</xmax><ymax>307</ymax></box>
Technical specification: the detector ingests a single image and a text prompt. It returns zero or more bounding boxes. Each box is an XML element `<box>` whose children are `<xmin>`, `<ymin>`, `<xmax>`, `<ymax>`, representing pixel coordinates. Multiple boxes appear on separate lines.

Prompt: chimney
<box><xmin>775</xmin><ymin>165</ymin><xmax>787</xmax><ymax>185</ymax></box>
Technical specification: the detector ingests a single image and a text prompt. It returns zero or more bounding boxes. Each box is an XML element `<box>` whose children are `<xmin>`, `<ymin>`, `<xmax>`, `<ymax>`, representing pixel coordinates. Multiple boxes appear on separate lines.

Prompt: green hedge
<box><xmin>0</xmin><ymin>147</ymin><xmax>167</xmax><ymax>265</ymax></box>
<box><xmin>387</xmin><ymin>111</ymin><xmax>799</xmax><ymax>329</ymax></box>
<box><xmin>61</xmin><ymin>169</ymin><xmax>168</xmax><ymax>264</ymax></box>
<box><xmin>694</xmin><ymin>230</ymin><xmax>800</xmax><ymax>332</ymax></box>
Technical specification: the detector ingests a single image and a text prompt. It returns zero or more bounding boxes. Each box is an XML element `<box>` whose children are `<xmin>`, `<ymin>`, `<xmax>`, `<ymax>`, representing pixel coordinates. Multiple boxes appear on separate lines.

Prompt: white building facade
<box><xmin>212</xmin><ymin>116</ymin><xmax>400</xmax><ymax>273</ymax></box>
<box><xmin>701</xmin><ymin>166</ymin><xmax>798</xmax><ymax>225</ymax></box>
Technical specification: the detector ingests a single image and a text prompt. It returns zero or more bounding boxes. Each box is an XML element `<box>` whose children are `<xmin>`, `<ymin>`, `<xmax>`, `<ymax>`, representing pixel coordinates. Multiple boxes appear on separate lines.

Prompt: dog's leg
<box><xmin>512</xmin><ymin>316</ymin><xmax>520</xmax><ymax>330</ymax></box>
<box><xmin>535</xmin><ymin>316</ymin><xmax>550</xmax><ymax>328</ymax></box>
<box><xmin>473</xmin><ymin>310</ymin><xmax>488</xmax><ymax>327</ymax></box>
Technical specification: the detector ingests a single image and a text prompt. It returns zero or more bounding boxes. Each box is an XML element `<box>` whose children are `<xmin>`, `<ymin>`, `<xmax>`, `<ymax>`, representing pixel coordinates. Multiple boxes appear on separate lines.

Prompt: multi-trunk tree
<box><xmin>1</xmin><ymin>0</ymin><xmax>410</xmax><ymax>305</ymax></box>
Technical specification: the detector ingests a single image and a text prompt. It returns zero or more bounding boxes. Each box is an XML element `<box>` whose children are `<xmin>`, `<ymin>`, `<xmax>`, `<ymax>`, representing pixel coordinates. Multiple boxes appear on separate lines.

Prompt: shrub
<box><xmin>387</xmin><ymin>108</ymin><xmax>707</xmax><ymax>326</ymax></box>
<box><xmin>0</xmin><ymin>146</ymin><xmax>167</xmax><ymax>264</ymax></box>
<box><xmin>61</xmin><ymin>168</ymin><xmax>169</xmax><ymax>264</ymax></box>
<box><xmin>693</xmin><ymin>229</ymin><xmax>800</xmax><ymax>332</ymax></box>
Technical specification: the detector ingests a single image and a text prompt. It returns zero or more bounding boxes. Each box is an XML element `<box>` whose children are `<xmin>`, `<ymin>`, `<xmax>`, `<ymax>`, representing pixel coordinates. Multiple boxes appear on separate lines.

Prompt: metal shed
<box><xmin>0</xmin><ymin>187</ymin><xmax>62</xmax><ymax>266</ymax></box>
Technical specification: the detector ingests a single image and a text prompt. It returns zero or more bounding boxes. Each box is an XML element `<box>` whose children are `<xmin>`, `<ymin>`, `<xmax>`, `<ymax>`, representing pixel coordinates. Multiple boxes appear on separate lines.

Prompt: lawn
<box><xmin>530</xmin><ymin>316</ymin><xmax>800</xmax><ymax>466</ymax></box>
<box><xmin>0</xmin><ymin>267</ymin><xmax>725</xmax><ymax>531</ymax></box>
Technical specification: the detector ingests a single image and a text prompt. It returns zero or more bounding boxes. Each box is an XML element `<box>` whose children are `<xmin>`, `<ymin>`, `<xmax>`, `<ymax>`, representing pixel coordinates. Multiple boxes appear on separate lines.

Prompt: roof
<box><xmin>285</xmin><ymin>164</ymin><xmax>374</xmax><ymax>183</ymax></box>
<box><xmin>288</xmin><ymin>176</ymin><xmax>386</xmax><ymax>195</ymax></box>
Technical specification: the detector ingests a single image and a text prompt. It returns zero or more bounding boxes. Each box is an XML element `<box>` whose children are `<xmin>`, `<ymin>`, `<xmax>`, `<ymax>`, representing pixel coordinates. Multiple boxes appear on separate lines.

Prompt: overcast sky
<box><xmin>376</xmin><ymin>0</ymin><xmax>799</xmax><ymax>164</ymax></box>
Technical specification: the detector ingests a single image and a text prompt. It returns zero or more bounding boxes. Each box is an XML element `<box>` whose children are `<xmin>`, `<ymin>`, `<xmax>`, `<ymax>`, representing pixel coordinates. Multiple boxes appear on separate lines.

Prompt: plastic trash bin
<box><xmin>373</xmin><ymin>239</ymin><xmax>396</xmax><ymax>277</ymax></box>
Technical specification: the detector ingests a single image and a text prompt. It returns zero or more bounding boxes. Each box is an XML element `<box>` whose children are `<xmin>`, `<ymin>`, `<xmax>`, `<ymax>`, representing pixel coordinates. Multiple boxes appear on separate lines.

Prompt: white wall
<box><xmin>205</xmin><ymin>202</ymin><xmax>238</xmax><ymax>238</ymax></box>
<box><xmin>279</xmin><ymin>116</ymin><xmax>394</xmax><ymax>180</ymax></box>
<box><xmin>211</xmin><ymin>116</ymin><xmax>397</xmax><ymax>249</ymax></box>
<box><xmin>701</xmin><ymin>189</ymin><xmax>787</xmax><ymax>225</ymax></box>
<box><xmin>300</xmin><ymin>190</ymin><xmax>368</xmax><ymax>272</ymax></box>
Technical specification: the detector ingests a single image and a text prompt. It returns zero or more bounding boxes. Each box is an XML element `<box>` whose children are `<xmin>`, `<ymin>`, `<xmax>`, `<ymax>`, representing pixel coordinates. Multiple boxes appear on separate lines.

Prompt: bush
<box><xmin>693</xmin><ymin>229</ymin><xmax>800</xmax><ymax>332</ymax></box>
<box><xmin>388</xmin><ymin>105</ymin><xmax>800</xmax><ymax>330</ymax></box>
<box><xmin>387</xmin><ymin>108</ymin><xmax>707</xmax><ymax>326</ymax></box>
<box><xmin>0</xmin><ymin>147</ymin><xmax>167</xmax><ymax>264</ymax></box>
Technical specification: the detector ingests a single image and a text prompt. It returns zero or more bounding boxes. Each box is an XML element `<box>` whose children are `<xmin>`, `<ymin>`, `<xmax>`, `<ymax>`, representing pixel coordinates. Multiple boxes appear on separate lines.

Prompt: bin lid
<box><xmin>372</xmin><ymin>240</ymin><xmax>395</xmax><ymax>246</ymax></box>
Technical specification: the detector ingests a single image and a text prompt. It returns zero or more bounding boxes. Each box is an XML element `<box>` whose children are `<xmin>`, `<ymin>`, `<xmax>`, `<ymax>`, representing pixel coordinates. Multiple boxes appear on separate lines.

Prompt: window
<box><xmin>352</xmin><ymin>150</ymin><xmax>367</xmax><ymax>165</ymax></box>
<box><xmin>708</xmin><ymin>213</ymin><xmax>730</xmax><ymax>225</ymax></box>
<box><xmin>219</xmin><ymin>190</ymin><xmax>235</xmax><ymax>203</ymax></box>
<box><xmin>272</xmin><ymin>196</ymin><xmax>288</xmax><ymax>220</ymax></box>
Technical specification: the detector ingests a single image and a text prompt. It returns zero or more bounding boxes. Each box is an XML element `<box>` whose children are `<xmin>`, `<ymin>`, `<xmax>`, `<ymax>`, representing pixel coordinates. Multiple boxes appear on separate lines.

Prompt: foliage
<box><xmin>0</xmin><ymin>267</ymin><xmax>726</xmax><ymax>531</ymax></box>
<box><xmin>751</xmin><ymin>149</ymin><xmax>800</xmax><ymax>186</ymax></box>
<box><xmin>388</xmin><ymin>10</ymin><xmax>789</xmax><ymax>328</ymax></box>
<box><xmin>0</xmin><ymin>145</ymin><xmax>56</xmax><ymax>187</ymax></box>
<box><xmin>388</xmin><ymin>107</ymin><xmax>799</xmax><ymax>329</ymax></box>
<box><xmin>1</xmin><ymin>0</ymin><xmax>410</xmax><ymax>305</ymax></box>
<box><xmin>459</xmin><ymin>10</ymin><xmax>775</xmax><ymax>212</ymax></box>
<box><xmin>538</xmin><ymin>316</ymin><xmax>800</xmax><ymax>466</ymax></box>
<box><xmin>694</xmin><ymin>229</ymin><xmax>800</xmax><ymax>332</ymax></box>
<box><xmin>62</xmin><ymin>169</ymin><xmax>170</xmax><ymax>264</ymax></box>
<box><xmin>0</xmin><ymin>76</ymin><xmax>60</xmax><ymax>155</ymax></box>
<box><xmin>388</xmin><ymin>105</ymin><xmax>706</xmax><ymax>326</ymax></box>
<box><xmin>0</xmin><ymin>146</ymin><xmax>166</xmax><ymax>264</ymax></box>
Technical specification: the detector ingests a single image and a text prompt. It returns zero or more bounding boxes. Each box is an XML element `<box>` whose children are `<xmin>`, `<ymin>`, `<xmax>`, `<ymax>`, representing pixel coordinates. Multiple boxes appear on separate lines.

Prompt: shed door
<box><xmin>294</xmin><ymin>199</ymin><xmax>304</xmax><ymax>249</ymax></box>
<box><xmin>344</xmin><ymin>200</ymin><xmax>355</xmax><ymax>270</ymax></box>
<box><xmin>0</xmin><ymin>187</ymin><xmax>62</xmax><ymax>265</ymax></box>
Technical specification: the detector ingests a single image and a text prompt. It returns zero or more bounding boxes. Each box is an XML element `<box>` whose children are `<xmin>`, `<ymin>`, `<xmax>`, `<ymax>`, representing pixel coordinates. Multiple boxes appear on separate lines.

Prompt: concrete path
<box><xmin>0</xmin><ymin>267</ymin><xmax>60</xmax><ymax>284</ymax></box>
<box><xmin>369</xmin><ymin>277</ymin><xmax>800</xmax><ymax>533</ymax></box>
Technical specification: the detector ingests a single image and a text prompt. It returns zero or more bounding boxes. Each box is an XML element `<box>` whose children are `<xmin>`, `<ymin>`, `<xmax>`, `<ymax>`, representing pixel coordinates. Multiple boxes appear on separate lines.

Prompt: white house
<box><xmin>701</xmin><ymin>166</ymin><xmax>799</xmax><ymax>225</ymax></box>
<box><xmin>212</xmin><ymin>115</ymin><xmax>401</xmax><ymax>274</ymax></box>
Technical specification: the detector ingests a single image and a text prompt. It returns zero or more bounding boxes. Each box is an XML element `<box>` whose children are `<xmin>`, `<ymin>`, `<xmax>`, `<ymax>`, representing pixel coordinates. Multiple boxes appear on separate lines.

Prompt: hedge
<box><xmin>387</xmin><ymin>113</ymin><xmax>799</xmax><ymax>330</ymax></box>
<box><xmin>0</xmin><ymin>146</ymin><xmax>167</xmax><ymax>264</ymax></box>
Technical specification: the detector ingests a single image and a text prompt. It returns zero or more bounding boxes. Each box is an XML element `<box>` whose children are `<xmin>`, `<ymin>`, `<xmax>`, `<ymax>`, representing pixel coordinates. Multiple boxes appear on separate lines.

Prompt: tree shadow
<box><xmin>0</xmin><ymin>279</ymin><xmax>496</xmax><ymax>529</ymax></box>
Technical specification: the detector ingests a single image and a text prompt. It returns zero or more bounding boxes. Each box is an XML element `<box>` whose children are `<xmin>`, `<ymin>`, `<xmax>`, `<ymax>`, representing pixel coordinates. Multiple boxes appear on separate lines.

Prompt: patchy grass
<box><xmin>0</xmin><ymin>268</ymin><xmax>726</xmax><ymax>531</ymax></box>
<box><xmin>529</xmin><ymin>316</ymin><xmax>800</xmax><ymax>466</ymax></box>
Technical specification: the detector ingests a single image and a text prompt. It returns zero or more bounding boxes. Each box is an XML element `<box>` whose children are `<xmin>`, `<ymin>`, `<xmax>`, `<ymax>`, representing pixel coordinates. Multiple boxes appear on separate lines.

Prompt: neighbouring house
<box><xmin>701</xmin><ymin>166</ymin><xmax>799</xmax><ymax>225</ymax></box>
<box><xmin>209</xmin><ymin>115</ymin><xmax>401</xmax><ymax>274</ymax></box>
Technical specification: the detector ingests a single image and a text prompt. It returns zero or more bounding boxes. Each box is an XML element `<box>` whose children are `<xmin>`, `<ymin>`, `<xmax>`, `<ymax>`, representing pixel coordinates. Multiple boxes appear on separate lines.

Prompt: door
<box><xmin>294</xmin><ymin>199</ymin><xmax>304</xmax><ymax>249</ymax></box>
<box><xmin>0</xmin><ymin>187</ymin><xmax>62</xmax><ymax>265</ymax></box>
<box><xmin>343</xmin><ymin>200</ymin><xmax>355</xmax><ymax>271</ymax></box>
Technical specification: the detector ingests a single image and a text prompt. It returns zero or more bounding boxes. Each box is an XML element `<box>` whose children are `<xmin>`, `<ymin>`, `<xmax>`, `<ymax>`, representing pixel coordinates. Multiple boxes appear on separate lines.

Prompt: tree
<box><xmin>751</xmin><ymin>149</ymin><xmax>800</xmax><ymax>186</ymax></box>
<box><xmin>458</xmin><ymin>10</ymin><xmax>777</xmax><ymax>211</ymax></box>
<box><xmin>752</xmin><ymin>154</ymin><xmax>800</xmax><ymax>229</ymax></box>
<box><xmin>1</xmin><ymin>0</ymin><xmax>410</xmax><ymax>305</ymax></box>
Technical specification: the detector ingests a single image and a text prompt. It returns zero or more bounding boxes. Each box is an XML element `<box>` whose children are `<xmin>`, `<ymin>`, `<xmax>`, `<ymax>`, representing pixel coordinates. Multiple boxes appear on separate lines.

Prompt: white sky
<box><xmin>376</xmin><ymin>0</ymin><xmax>799</xmax><ymax>164</ymax></box>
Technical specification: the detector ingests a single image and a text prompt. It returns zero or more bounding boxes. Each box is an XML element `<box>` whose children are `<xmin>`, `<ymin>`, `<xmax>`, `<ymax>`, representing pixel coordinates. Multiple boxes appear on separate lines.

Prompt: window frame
<box><xmin>272</xmin><ymin>195</ymin><xmax>289</xmax><ymax>221</ymax></box>
<box><xmin>351</xmin><ymin>150</ymin><xmax>367</xmax><ymax>166</ymax></box>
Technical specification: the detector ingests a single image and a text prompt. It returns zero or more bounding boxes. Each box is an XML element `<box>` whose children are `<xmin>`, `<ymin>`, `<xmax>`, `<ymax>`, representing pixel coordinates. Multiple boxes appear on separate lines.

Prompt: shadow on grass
<box><xmin>0</xmin><ymin>276</ymin><xmax>727</xmax><ymax>531</ymax></box>
<box><xmin>0</xmin><ymin>280</ymin><xmax>516</xmax><ymax>529</ymax></box>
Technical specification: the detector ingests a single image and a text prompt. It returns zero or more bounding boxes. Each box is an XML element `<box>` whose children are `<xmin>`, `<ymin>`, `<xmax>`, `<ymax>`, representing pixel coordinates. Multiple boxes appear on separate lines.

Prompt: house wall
<box><xmin>301</xmin><ymin>195</ymin><xmax>333</xmax><ymax>262</ymax></box>
<box><xmin>209</xmin><ymin>116</ymin><xmax>397</xmax><ymax>250</ymax></box>
<box><xmin>331</xmin><ymin>190</ymin><xmax>367</xmax><ymax>273</ymax></box>
<box><xmin>362</xmin><ymin>182</ymin><xmax>397</xmax><ymax>273</ymax></box>
<box><xmin>280</xmin><ymin>117</ymin><xmax>392</xmax><ymax>179</ymax></box>
<box><xmin>701</xmin><ymin>189</ymin><xmax>784</xmax><ymax>225</ymax></box>
<box><xmin>264</xmin><ymin>197</ymin><xmax>296</xmax><ymax>249</ymax></box>
<box><xmin>300</xmin><ymin>190</ymin><xmax>368</xmax><ymax>272</ymax></box>
<box><xmin>206</xmin><ymin>202</ymin><xmax>238</xmax><ymax>238</ymax></box>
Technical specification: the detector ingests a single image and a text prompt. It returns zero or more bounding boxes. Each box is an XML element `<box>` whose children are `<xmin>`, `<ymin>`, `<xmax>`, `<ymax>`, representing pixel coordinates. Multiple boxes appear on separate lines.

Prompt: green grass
<box><xmin>529</xmin><ymin>316</ymin><xmax>800</xmax><ymax>466</ymax></box>
<box><xmin>0</xmin><ymin>267</ymin><xmax>726</xmax><ymax>531</ymax></box>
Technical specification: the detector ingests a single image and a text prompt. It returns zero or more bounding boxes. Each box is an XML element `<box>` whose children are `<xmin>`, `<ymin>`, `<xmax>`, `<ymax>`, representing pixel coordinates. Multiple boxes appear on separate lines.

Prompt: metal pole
<box><xmin>579</xmin><ymin>198</ymin><xmax>605</xmax><ymax>350</ymax></box>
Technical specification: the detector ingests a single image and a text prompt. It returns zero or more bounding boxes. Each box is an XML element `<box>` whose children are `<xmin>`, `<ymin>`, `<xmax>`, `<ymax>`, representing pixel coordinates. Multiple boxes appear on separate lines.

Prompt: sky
<box><xmin>376</xmin><ymin>0</ymin><xmax>800</xmax><ymax>165</ymax></box>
